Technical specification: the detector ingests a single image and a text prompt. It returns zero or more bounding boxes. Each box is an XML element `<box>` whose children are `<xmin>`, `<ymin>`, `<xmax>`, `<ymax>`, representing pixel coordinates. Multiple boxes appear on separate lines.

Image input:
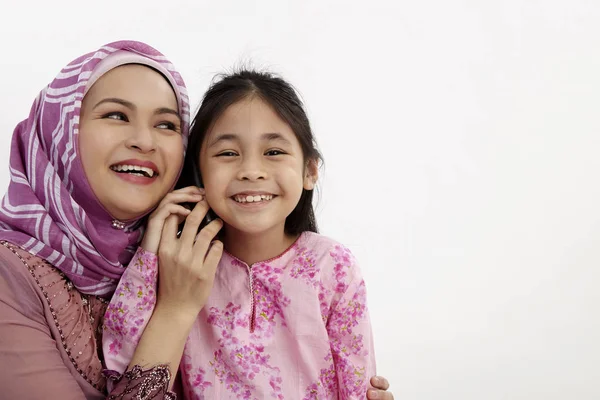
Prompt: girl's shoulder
<box><xmin>294</xmin><ymin>233</ymin><xmax>366</xmax><ymax>296</ymax></box>
<box><xmin>298</xmin><ymin>231</ymin><xmax>357</xmax><ymax>259</ymax></box>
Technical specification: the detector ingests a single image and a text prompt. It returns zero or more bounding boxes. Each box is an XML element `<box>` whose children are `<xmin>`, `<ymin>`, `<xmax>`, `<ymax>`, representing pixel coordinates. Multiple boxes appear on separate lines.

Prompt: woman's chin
<box><xmin>107</xmin><ymin>203</ymin><xmax>156</xmax><ymax>222</ymax></box>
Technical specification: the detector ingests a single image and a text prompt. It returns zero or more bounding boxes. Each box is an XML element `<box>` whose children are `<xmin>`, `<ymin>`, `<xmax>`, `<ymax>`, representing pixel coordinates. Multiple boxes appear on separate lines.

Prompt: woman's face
<box><xmin>78</xmin><ymin>64</ymin><xmax>184</xmax><ymax>220</ymax></box>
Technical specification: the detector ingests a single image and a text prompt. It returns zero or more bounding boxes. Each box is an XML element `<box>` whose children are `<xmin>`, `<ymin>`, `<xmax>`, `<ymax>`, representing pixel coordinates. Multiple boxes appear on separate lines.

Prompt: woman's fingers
<box><xmin>159</xmin><ymin>192</ymin><xmax>203</xmax><ymax>207</ymax></box>
<box><xmin>142</xmin><ymin>204</ymin><xmax>191</xmax><ymax>252</ymax></box>
<box><xmin>169</xmin><ymin>185</ymin><xmax>204</xmax><ymax>195</ymax></box>
<box><xmin>370</xmin><ymin>376</ymin><xmax>390</xmax><ymax>390</ymax></box>
<box><xmin>202</xmin><ymin>240</ymin><xmax>223</xmax><ymax>273</ymax></box>
<box><xmin>158</xmin><ymin>213</ymin><xmax>182</xmax><ymax>256</ymax></box>
<box><xmin>178</xmin><ymin>200</ymin><xmax>212</xmax><ymax>249</ymax></box>
<box><xmin>194</xmin><ymin>240</ymin><xmax>223</xmax><ymax>291</ymax></box>
<box><xmin>192</xmin><ymin>218</ymin><xmax>223</xmax><ymax>262</ymax></box>
<box><xmin>367</xmin><ymin>376</ymin><xmax>393</xmax><ymax>400</ymax></box>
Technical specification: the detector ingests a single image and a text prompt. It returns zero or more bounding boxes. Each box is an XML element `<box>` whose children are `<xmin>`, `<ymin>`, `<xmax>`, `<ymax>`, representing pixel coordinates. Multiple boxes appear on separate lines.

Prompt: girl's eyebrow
<box><xmin>208</xmin><ymin>132</ymin><xmax>292</xmax><ymax>148</ymax></box>
<box><xmin>262</xmin><ymin>132</ymin><xmax>292</xmax><ymax>145</ymax></box>
<box><xmin>208</xmin><ymin>133</ymin><xmax>239</xmax><ymax>148</ymax></box>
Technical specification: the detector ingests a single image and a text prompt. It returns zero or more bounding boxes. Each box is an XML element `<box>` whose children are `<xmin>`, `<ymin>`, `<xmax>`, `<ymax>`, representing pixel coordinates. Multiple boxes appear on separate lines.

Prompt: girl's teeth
<box><xmin>234</xmin><ymin>195</ymin><xmax>273</xmax><ymax>203</ymax></box>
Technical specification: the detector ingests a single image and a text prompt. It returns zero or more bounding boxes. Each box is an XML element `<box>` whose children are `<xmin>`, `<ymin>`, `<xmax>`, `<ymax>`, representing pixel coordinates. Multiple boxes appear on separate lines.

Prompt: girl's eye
<box><xmin>265</xmin><ymin>149</ymin><xmax>285</xmax><ymax>156</ymax></box>
<box><xmin>103</xmin><ymin>112</ymin><xmax>128</xmax><ymax>121</ymax></box>
<box><xmin>216</xmin><ymin>151</ymin><xmax>238</xmax><ymax>157</ymax></box>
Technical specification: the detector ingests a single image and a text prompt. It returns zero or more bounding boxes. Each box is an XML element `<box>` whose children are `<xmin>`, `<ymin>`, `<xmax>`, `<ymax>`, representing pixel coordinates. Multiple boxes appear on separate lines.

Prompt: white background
<box><xmin>1</xmin><ymin>1</ymin><xmax>599</xmax><ymax>399</ymax></box>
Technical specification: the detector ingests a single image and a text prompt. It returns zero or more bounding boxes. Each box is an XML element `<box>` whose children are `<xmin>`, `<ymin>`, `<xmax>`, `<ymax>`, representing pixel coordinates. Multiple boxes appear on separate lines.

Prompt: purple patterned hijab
<box><xmin>0</xmin><ymin>41</ymin><xmax>190</xmax><ymax>297</ymax></box>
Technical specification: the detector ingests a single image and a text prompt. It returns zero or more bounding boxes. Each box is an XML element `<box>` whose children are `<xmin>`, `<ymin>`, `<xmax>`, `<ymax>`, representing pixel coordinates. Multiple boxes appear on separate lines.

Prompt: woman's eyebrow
<box><xmin>93</xmin><ymin>97</ymin><xmax>135</xmax><ymax>110</ymax></box>
<box><xmin>154</xmin><ymin>107</ymin><xmax>181</xmax><ymax>121</ymax></box>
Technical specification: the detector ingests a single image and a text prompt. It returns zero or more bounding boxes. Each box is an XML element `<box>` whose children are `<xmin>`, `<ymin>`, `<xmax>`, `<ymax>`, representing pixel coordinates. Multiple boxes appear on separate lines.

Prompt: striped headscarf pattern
<box><xmin>0</xmin><ymin>41</ymin><xmax>190</xmax><ymax>297</ymax></box>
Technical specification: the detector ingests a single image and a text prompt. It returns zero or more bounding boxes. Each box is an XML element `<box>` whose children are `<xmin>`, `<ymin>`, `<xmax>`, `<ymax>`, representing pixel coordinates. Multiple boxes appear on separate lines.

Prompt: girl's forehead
<box><xmin>210</xmin><ymin>98</ymin><xmax>290</xmax><ymax>133</ymax></box>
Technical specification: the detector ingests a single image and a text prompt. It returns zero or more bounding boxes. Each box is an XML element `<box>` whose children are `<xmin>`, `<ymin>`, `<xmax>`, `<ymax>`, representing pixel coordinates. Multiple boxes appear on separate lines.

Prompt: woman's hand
<box><xmin>155</xmin><ymin>194</ymin><xmax>223</xmax><ymax>320</ymax></box>
<box><xmin>127</xmin><ymin>186</ymin><xmax>224</xmax><ymax>386</ymax></box>
<box><xmin>141</xmin><ymin>186</ymin><xmax>204</xmax><ymax>253</ymax></box>
<box><xmin>368</xmin><ymin>376</ymin><xmax>394</xmax><ymax>399</ymax></box>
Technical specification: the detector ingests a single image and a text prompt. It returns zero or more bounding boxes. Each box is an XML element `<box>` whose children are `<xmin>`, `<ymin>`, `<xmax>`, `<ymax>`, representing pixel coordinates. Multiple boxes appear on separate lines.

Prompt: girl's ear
<box><xmin>303</xmin><ymin>159</ymin><xmax>319</xmax><ymax>190</ymax></box>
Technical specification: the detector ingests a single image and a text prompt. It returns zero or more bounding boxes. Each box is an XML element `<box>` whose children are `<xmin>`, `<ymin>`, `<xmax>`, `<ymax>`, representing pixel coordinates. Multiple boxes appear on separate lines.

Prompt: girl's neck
<box><xmin>223</xmin><ymin>226</ymin><xmax>298</xmax><ymax>266</ymax></box>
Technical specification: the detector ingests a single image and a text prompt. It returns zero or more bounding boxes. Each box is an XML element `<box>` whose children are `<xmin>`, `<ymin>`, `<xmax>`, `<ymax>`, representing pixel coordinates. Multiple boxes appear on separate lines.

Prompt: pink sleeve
<box><xmin>103</xmin><ymin>247</ymin><xmax>159</xmax><ymax>381</ymax></box>
<box><xmin>327</xmin><ymin>247</ymin><xmax>377</xmax><ymax>400</ymax></box>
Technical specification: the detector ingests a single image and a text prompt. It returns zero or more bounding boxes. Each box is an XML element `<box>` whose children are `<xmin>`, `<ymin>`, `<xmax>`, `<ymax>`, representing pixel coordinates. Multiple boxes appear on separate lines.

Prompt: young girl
<box><xmin>103</xmin><ymin>70</ymin><xmax>376</xmax><ymax>399</ymax></box>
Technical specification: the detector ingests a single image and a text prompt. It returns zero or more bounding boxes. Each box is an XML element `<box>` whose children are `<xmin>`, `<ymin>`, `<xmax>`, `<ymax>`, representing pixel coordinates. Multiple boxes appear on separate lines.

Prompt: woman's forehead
<box><xmin>83</xmin><ymin>65</ymin><xmax>178</xmax><ymax>109</ymax></box>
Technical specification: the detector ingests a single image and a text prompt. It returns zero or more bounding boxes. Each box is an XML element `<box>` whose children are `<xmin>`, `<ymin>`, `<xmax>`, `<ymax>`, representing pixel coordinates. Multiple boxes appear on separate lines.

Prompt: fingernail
<box><xmin>368</xmin><ymin>389</ymin><xmax>378</xmax><ymax>399</ymax></box>
<box><xmin>372</xmin><ymin>377</ymin><xmax>381</xmax><ymax>385</ymax></box>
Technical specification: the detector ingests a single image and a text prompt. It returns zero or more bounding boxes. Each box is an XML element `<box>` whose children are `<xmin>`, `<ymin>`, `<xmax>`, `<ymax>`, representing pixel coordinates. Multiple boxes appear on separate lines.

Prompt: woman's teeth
<box><xmin>233</xmin><ymin>194</ymin><xmax>273</xmax><ymax>203</ymax></box>
<box><xmin>110</xmin><ymin>164</ymin><xmax>155</xmax><ymax>178</ymax></box>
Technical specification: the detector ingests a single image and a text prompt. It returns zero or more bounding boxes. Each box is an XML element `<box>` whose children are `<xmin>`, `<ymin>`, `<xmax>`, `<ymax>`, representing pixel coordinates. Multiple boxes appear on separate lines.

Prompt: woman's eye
<box><xmin>103</xmin><ymin>112</ymin><xmax>127</xmax><ymax>121</ymax></box>
<box><xmin>265</xmin><ymin>149</ymin><xmax>285</xmax><ymax>156</ymax></box>
<box><xmin>156</xmin><ymin>121</ymin><xmax>177</xmax><ymax>131</ymax></box>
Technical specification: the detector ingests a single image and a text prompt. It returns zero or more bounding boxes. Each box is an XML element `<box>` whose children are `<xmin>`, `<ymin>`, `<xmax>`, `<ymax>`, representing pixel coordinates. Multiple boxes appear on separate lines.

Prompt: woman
<box><xmin>0</xmin><ymin>41</ymin><xmax>394</xmax><ymax>399</ymax></box>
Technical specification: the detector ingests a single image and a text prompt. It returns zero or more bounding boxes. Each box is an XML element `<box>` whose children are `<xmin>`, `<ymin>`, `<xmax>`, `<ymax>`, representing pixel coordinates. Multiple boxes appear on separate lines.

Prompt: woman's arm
<box><xmin>104</xmin><ymin>187</ymin><xmax>223</xmax><ymax>389</ymax></box>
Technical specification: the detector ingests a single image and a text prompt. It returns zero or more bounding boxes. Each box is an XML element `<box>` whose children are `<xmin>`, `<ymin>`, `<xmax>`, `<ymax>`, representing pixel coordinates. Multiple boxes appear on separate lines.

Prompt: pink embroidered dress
<box><xmin>103</xmin><ymin>232</ymin><xmax>376</xmax><ymax>399</ymax></box>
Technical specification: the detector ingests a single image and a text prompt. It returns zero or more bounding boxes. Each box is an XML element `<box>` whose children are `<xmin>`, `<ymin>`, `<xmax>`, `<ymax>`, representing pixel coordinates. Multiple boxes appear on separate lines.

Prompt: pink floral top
<box><xmin>103</xmin><ymin>232</ymin><xmax>376</xmax><ymax>399</ymax></box>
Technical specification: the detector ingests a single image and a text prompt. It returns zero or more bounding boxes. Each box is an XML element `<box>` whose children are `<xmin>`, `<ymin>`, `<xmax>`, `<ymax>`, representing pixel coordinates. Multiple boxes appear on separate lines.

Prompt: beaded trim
<box><xmin>111</xmin><ymin>220</ymin><xmax>126</xmax><ymax>230</ymax></box>
<box><xmin>106</xmin><ymin>365</ymin><xmax>176</xmax><ymax>400</ymax></box>
<box><xmin>0</xmin><ymin>241</ymin><xmax>104</xmax><ymax>392</ymax></box>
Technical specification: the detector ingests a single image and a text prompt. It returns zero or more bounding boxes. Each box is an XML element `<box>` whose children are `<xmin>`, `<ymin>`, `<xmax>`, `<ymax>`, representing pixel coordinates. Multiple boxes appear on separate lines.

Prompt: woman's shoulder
<box><xmin>0</xmin><ymin>241</ymin><xmax>46</xmax><ymax>310</ymax></box>
<box><xmin>0</xmin><ymin>241</ymin><xmax>108</xmax><ymax>394</ymax></box>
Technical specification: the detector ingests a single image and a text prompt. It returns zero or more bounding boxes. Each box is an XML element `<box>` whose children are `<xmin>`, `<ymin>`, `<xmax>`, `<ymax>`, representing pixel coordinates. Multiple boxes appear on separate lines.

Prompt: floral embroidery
<box><xmin>303</xmin><ymin>363</ymin><xmax>338</xmax><ymax>400</ymax></box>
<box><xmin>288</xmin><ymin>247</ymin><xmax>333</xmax><ymax>323</ymax></box>
<box><xmin>289</xmin><ymin>247</ymin><xmax>319</xmax><ymax>287</ymax></box>
<box><xmin>102</xmin><ymin>234</ymin><xmax>375</xmax><ymax>399</ymax></box>
<box><xmin>207</xmin><ymin>302</ymin><xmax>250</xmax><ymax>331</ymax></box>
<box><xmin>204</xmin><ymin>262</ymin><xmax>287</xmax><ymax>399</ymax></box>
<box><xmin>302</xmin><ymin>247</ymin><xmax>371</xmax><ymax>399</ymax></box>
<box><xmin>181</xmin><ymin>353</ymin><xmax>212</xmax><ymax>399</ymax></box>
<box><xmin>329</xmin><ymin>244</ymin><xmax>355</xmax><ymax>294</ymax></box>
<box><xmin>251</xmin><ymin>262</ymin><xmax>290</xmax><ymax>338</ymax></box>
<box><xmin>103</xmin><ymin>248</ymin><xmax>158</xmax><ymax>355</ymax></box>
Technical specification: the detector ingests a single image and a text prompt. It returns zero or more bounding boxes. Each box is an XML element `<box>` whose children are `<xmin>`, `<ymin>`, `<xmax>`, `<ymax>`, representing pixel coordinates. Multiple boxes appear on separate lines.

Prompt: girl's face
<box><xmin>78</xmin><ymin>64</ymin><xmax>184</xmax><ymax>220</ymax></box>
<box><xmin>199</xmin><ymin>97</ymin><xmax>317</xmax><ymax>238</ymax></box>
